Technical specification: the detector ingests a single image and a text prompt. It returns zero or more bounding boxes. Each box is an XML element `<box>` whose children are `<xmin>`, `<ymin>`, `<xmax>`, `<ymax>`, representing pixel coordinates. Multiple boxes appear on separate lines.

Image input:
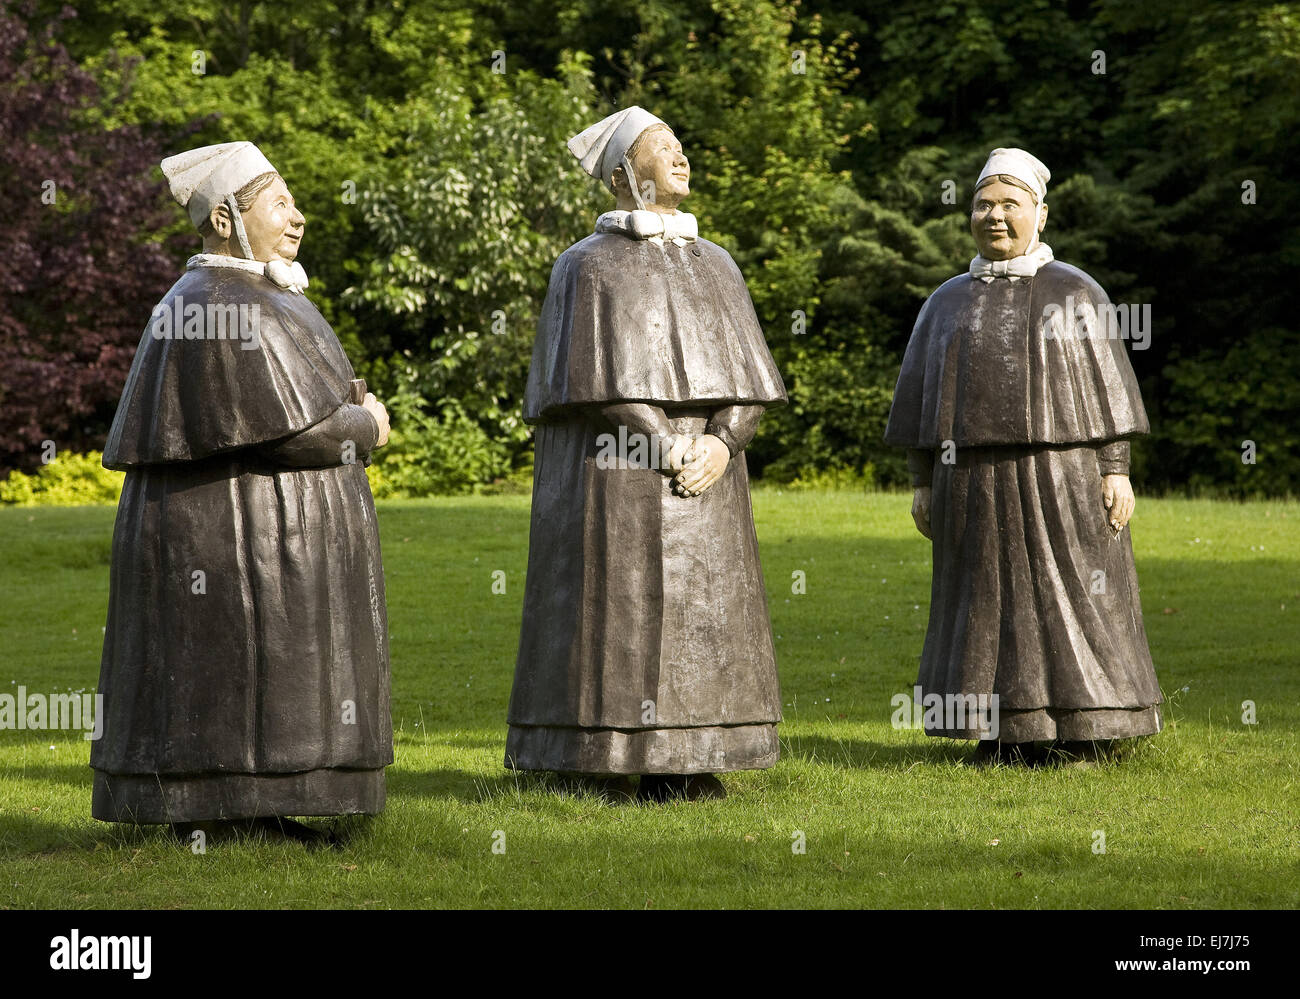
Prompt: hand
<box><xmin>911</xmin><ymin>486</ymin><xmax>932</xmax><ymax>539</ymax></box>
<box><xmin>673</xmin><ymin>434</ymin><xmax>729</xmax><ymax>497</ymax></box>
<box><xmin>663</xmin><ymin>434</ymin><xmax>694</xmax><ymax>473</ymax></box>
<box><xmin>362</xmin><ymin>392</ymin><xmax>390</xmax><ymax>448</ymax></box>
<box><xmin>1101</xmin><ymin>473</ymin><xmax>1134</xmax><ymax>532</ymax></box>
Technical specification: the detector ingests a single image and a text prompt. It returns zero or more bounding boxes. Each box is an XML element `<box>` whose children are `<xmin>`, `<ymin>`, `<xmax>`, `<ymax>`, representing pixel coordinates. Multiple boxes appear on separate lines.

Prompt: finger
<box><xmin>694</xmin><ymin>470</ymin><xmax>722</xmax><ymax>492</ymax></box>
<box><xmin>700</xmin><ymin>462</ymin><xmax>726</xmax><ymax>488</ymax></box>
<box><xmin>678</xmin><ymin>464</ymin><xmax>712</xmax><ymax>491</ymax></box>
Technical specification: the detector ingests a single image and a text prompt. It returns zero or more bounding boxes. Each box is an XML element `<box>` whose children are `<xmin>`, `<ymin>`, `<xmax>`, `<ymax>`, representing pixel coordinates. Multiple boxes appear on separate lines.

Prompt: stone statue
<box><xmin>884</xmin><ymin>147</ymin><xmax>1162</xmax><ymax>764</ymax></box>
<box><xmin>506</xmin><ymin>107</ymin><xmax>788</xmax><ymax>801</ymax></box>
<box><xmin>91</xmin><ymin>141</ymin><xmax>393</xmax><ymax>840</ymax></box>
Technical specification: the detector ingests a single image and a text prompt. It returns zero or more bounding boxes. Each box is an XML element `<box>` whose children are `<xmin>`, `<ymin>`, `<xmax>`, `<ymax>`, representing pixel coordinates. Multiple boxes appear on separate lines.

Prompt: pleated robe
<box><xmin>885</xmin><ymin>260</ymin><xmax>1162</xmax><ymax>742</ymax></box>
<box><xmin>506</xmin><ymin>232</ymin><xmax>788</xmax><ymax>774</ymax></box>
<box><xmin>90</xmin><ymin>265</ymin><xmax>392</xmax><ymax>822</ymax></box>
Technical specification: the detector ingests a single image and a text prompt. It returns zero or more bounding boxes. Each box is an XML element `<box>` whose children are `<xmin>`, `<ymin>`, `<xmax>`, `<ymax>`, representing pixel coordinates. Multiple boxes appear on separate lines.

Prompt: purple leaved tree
<box><xmin>0</xmin><ymin>4</ymin><xmax>188</xmax><ymax>472</ymax></box>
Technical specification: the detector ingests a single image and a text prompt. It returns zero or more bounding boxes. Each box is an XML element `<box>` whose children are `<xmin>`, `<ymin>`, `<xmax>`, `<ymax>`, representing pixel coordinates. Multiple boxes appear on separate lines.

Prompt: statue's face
<box><xmin>242</xmin><ymin>176</ymin><xmax>306</xmax><ymax>263</ymax></box>
<box><xmin>971</xmin><ymin>179</ymin><xmax>1041</xmax><ymax>260</ymax></box>
<box><xmin>631</xmin><ymin>126</ymin><xmax>690</xmax><ymax>207</ymax></box>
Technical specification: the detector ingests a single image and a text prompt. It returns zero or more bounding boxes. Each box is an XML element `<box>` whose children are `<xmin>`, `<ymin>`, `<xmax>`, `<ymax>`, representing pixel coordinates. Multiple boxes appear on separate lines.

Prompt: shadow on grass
<box><xmin>0</xmin><ymin>807</ymin><xmax>384</xmax><ymax>857</ymax></box>
<box><xmin>782</xmin><ymin>733</ymin><xmax>970</xmax><ymax>769</ymax></box>
<box><xmin>1</xmin><ymin>760</ymin><xmax>95</xmax><ymax>787</ymax></box>
<box><xmin>389</xmin><ymin>766</ymin><xmax>522</xmax><ymax>803</ymax></box>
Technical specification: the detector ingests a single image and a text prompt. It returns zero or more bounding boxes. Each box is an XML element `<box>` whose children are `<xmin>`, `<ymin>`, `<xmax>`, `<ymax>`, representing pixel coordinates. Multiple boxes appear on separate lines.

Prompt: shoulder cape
<box><xmin>523</xmin><ymin>233</ymin><xmax>787</xmax><ymax>422</ymax></box>
<box><xmin>884</xmin><ymin>260</ymin><xmax>1148</xmax><ymax>449</ymax></box>
<box><xmin>103</xmin><ymin>267</ymin><xmax>353</xmax><ymax>469</ymax></box>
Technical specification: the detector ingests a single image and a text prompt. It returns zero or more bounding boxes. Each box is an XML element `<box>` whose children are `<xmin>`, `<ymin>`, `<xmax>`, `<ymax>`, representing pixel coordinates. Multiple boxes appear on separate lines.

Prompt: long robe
<box><xmin>90</xmin><ymin>265</ymin><xmax>392</xmax><ymax>822</ymax></box>
<box><xmin>506</xmin><ymin>232</ymin><xmax>787</xmax><ymax>774</ymax></box>
<box><xmin>885</xmin><ymin>260</ymin><xmax>1162</xmax><ymax>742</ymax></box>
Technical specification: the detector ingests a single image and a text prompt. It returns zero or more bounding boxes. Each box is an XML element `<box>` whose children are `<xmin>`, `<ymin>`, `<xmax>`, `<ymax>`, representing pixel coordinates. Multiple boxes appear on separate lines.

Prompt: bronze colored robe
<box><xmin>91</xmin><ymin>265</ymin><xmax>392</xmax><ymax>822</ymax></box>
<box><xmin>885</xmin><ymin>260</ymin><xmax>1162</xmax><ymax>742</ymax></box>
<box><xmin>507</xmin><ymin>232</ymin><xmax>787</xmax><ymax>774</ymax></box>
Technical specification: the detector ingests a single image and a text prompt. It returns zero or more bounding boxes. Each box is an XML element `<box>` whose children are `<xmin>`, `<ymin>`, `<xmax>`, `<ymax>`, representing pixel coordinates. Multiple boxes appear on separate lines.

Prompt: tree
<box><xmin>0</xmin><ymin>2</ymin><xmax>186</xmax><ymax>472</ymax></box>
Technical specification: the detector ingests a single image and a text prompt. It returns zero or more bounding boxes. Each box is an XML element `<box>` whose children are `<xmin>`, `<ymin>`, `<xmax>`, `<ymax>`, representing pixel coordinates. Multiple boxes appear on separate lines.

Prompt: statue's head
<box><xmin>161</xmin><ymin>141</ymin><xmax>304</xmax><ymax>263</ymax></box>
<box><xmin>568</xmin><ymin>107</ymin><xmax>689</xmax><ymax>213</ymax></box>
<box><xmin>201</xmin><ymin>173</ymin><xmax>305</xmax><ymax>264</ymax></box>
<box><xmin>612</xmin><ymin>124</ymin><xmax>690</xmax><ymax>211</ymax></box>
<box><xmin>970</xmin><ymin>148</ymin><xmax>1051</xmax><ymax>261</ymax></box>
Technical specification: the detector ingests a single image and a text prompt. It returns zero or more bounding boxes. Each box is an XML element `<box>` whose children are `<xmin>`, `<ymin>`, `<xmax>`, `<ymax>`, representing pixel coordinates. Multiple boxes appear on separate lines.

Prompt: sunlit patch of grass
<box><xmin>1</xmin><ymin>494</ymin><xmax>1296</xmax><ymax>908</ymax></box>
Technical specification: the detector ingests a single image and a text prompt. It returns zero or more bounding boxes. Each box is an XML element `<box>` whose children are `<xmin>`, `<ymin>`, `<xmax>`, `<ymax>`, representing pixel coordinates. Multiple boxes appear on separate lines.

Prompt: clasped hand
<box><xmin>666</xmin><ymin>434</ymin><xmax>729</xmax><ymax>497</ymax></box>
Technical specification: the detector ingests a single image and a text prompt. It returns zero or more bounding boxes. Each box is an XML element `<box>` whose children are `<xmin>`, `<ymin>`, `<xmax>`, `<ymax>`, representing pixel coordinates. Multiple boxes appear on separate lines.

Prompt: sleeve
<box><xmin>908</xmin><ymin>448</ymin><xmax>935</xmax><ymax>487</ymax></box>
<box><xmin>594</xmin><ymin>402</ymin><xmax>675</xmax><ymax>439</ymax></box>
<box><xmin>706</xmin><ymin>404</ymin><xmax>764</xmax><ymax>457</ymax></box>
<box><xmin>259</xmin><ymin>403</ymin><xmax>380</xmax><ymax>468</ymax></box>
<box><xmin>1096</xmin><ymin>439</ymin><xmax>1131</xmax><ymax>477</ymax></box>
<box><xmin>591</xmin><ymin>403</ymin><xmax>678</xmax><ymax>475</ymax></box>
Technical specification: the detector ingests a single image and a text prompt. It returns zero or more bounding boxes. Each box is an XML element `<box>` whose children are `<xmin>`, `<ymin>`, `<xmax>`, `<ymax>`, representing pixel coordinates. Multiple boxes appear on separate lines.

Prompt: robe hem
<box><xmin>505</xmin><ymin>723</ymin><xmax>779</xmax><ymax>775</ymax></box>
<box><xmin>90</xmin><ymin>767</ymin><xmax>387</xmax><ymax>823</ymax></box>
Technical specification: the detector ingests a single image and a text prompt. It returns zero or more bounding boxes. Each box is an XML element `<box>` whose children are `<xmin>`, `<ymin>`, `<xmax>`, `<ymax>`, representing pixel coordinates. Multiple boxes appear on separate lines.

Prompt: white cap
<box><xmin>161</xmin><ymin>141</ymin><xmax>277</xmax><ymax>228</ymax></box>
<box><xmin>976</xmin><ymin>147</ymin><xmax>1051</xmax><ymax>203</ymax></box>
<box><xmin>568</xmin><ymin>107</ymin><xmax>668</xmax><ymax>189</ymax></box>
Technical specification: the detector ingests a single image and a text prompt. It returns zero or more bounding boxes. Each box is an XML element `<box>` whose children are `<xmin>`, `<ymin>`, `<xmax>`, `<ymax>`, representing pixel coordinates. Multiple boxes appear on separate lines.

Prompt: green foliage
<box><xmin>365</xmin><ymin>393</ymin><xmax>514</xmax><ymax>498</ymax></box>
<box><xmin>1156</xmin><ymin>328</ymin><xmax>1300</xmax><ymax>498</ymax></box>
<box><xmin>0</xmin><ymin>452</ymin><xmax>123</xmax><ymax>506</ymax></box>
<box><xmin>344</xmin><ymin>59</ymin><xmax>605</xmax><ymax>459</ymax></box>
<box><xmin>27</xmin><ymin>0</ymin><xmax>1300</xmax><ymax>494</ymax></box>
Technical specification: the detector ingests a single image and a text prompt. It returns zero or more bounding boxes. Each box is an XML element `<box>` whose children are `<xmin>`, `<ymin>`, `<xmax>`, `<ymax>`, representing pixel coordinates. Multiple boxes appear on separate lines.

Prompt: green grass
<box><xmin>1</xmin><ymin>490</ymin><xmax>1297</xmax><ymax>908</ymax></box>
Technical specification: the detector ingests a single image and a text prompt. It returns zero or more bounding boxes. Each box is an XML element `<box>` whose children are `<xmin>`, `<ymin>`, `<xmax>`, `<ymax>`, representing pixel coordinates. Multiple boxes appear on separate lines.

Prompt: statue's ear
<box><xmin>1038</xmin><ymin>202</ymin><xmax>1049</xmax><ymax>232</ymax></box>
<box><xmin>610</xmin><ymin>164</ymin><xmax>628</xmax><ymax>198</ymax></box>
<box><xmin>208</xmin><ymin>203</ymin><xmax>232</xmax><ymax>239</ymax></box>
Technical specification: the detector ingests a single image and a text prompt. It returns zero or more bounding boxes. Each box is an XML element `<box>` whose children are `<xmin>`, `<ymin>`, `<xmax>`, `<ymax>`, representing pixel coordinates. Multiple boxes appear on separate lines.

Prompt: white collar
<box><xmin>969</xmin><ymin>242</ymin><xmax>1054</xmax><ymax>282</ymax></box>
<box><xmin>186</xmin><ymin>253</ymin><xmax>310</xmax><ymax>294</ymax></box>
<box><xmin>595</xmin><ymin>209</ymin><xmax>698</xmax><ymax>247</ymax></box>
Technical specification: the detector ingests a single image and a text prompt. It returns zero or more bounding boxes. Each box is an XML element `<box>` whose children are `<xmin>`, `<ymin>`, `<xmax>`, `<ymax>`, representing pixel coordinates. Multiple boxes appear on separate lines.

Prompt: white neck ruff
<box><xmin>186</xmin><ymin>253</ymin><xmax>309</xmax><ymax>294</ymax></box>
<box><xmin>969</xmin><ymin>242</ymin><xmax>1054</xmax><ymax>283</ymax></box>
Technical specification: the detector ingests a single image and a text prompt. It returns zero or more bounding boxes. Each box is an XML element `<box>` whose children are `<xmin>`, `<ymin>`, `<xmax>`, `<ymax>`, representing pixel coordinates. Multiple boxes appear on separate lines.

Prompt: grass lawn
<box><xmin>1</xmin><ymin>489</ymin><xmax>1297</xmax><ymax>909</ymax></box>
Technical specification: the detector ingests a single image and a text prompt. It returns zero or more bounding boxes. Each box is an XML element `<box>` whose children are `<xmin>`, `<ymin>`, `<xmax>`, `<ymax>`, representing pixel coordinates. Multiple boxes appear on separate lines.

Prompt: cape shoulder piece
<box><xmin>884</xmin><ymin>260</ymin><xmax>1149</xmax><ymax>448</ymax></box>
<box><xmin>103</xmin><ymin>267</ymin><xmax>353</xmax><ymax>469</ymax></box>
<box><xmin>524</xmin><ymin>233</ymin><xmax>786</xmax><ymax>421</ymax></box>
